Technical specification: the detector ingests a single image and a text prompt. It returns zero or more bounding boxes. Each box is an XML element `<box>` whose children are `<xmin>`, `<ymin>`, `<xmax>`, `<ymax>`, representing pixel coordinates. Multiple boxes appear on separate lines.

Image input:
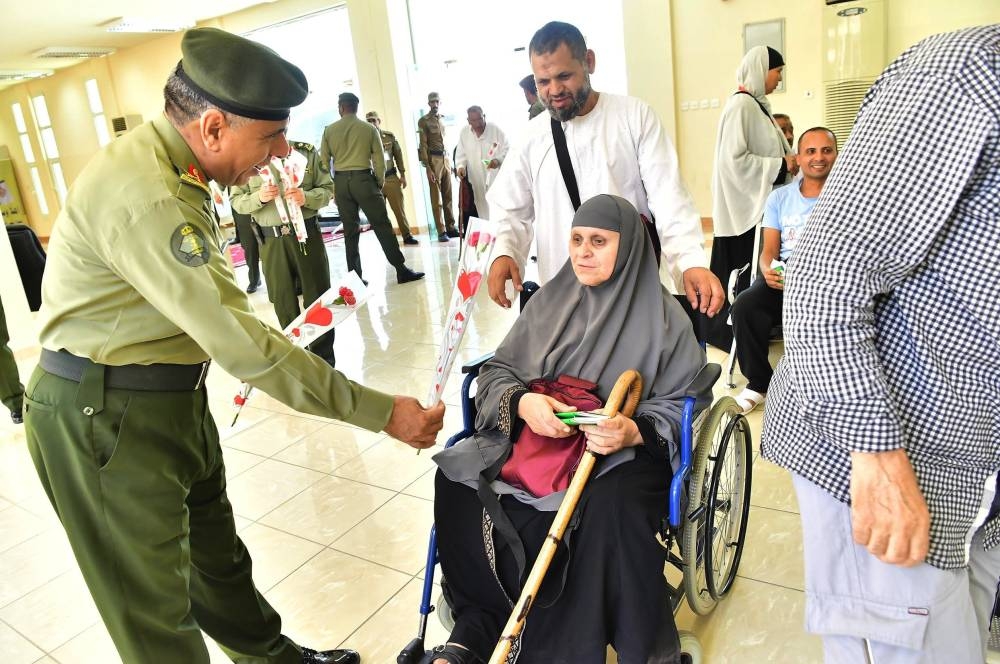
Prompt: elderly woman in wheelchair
<box><xmin>419</xmin><ymin>195</ymin><xmax>747</xmax><ymax>664</ymax></box>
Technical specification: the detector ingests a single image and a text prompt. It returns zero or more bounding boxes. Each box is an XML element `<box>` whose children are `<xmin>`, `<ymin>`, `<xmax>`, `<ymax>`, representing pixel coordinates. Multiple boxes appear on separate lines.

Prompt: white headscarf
<box><xmin>737</xmin><ymin>45</ymin><xmax>773</xmax><ymax>112</ymax></box>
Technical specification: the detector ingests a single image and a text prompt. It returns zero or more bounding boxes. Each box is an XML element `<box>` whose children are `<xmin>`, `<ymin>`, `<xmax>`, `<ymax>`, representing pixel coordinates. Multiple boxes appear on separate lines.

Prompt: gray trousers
<box><xmin>795</xmin><ymin>474</ymin><xmax>1000</xmax><ymax>664</ymax></box>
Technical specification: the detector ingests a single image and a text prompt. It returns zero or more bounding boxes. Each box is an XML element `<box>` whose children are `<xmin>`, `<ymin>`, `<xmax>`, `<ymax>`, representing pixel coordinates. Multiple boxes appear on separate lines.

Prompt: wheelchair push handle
<box><xmin>489</xmin><ymin>369</ymin><xmax>643</xmax><ymax>664</ymax></box>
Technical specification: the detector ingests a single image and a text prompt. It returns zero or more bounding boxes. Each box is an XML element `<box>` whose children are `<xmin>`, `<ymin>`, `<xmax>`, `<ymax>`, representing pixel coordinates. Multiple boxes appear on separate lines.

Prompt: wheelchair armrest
<box><xmin>461</xmin><ymin>352</ymin><xmax>495</xmax><ymax>374</ymax></box>
<box><xmin>684</xmin><ymin>364</ymin><xmax>721</xmax><ymax>409</ymax></box>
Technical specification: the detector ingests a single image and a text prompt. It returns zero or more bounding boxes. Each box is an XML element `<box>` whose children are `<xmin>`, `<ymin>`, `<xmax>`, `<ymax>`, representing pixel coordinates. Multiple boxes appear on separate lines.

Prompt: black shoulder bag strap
<box><xmin>550</xmin><ymin>118</ymin><xmax>661</xmax><ymax>265</ymax></box>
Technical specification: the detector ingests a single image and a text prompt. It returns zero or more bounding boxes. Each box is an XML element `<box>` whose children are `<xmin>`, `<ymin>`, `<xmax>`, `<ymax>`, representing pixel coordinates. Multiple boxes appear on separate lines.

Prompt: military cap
<box><xmin>177</xmin><ymin>27</ymin><xmax>307</xmax><ymax>122</ymax></box>
<box><xmin>339</xmin><ymin>92</ymin><xmax>360</xmax><ymax>105</ymax></box>
<box><xmin>365</xmin><ymin>110</ymin><xmax>380</xmax><ymax>121</ymax></box>
<box><xmin>428</xmin><ymin>91</ymin><xmax>440</xmax><ymax>102</ymax></box>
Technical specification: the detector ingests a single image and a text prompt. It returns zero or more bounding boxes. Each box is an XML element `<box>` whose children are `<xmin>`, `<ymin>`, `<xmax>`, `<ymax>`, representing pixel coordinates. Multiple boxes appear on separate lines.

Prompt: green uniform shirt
<box><xmin>229</xmin><ymin>141</ymin><xmax>333</xmax><ymax>225</ymax></box>
<box><xmin>38</xmin><ymin>115</ymin><xmax>394</xmax><ymax>432</ymax></box>
<box><xmin>528</xmin><ymin>99</ymin><xmax>545</xmax><ymax>120</ymax></box>
<box><xmin>417</xmin><ymin>111</ymin><xmax>446</xmax><ymax>165</ymax></box>
<box><xmin>320</xmin><ymin>115</ymin><xmax>386</xmax><ymax>186</ymax></box>
<box><xmin>379</xmin><ymin>129</ymin><xmax>406</xmax><ymax>176</ymax></box>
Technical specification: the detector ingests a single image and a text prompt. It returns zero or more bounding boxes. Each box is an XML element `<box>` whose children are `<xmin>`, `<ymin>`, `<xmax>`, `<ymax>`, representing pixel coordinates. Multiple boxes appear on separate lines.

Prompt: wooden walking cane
<box><xmin>488</xmin><ymin>369</ymin><xmax>644</xmax><ymax>664</ymax></box>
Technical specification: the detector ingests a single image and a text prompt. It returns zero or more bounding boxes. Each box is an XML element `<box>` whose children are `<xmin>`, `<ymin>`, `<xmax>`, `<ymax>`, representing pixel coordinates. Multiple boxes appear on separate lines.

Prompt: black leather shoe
<box><xmin>302</xmin><ymin>647</ymin><xmax>359</xmax><ymax>664</ymax></box>
<box><xmin>403</xmin><ymin>236</ymin><xmax>419</xmax><ymax>245</ymax></box>
<box><xmin>246</xmin><ymin>280</ymin><xmax>260</xmax><ymax>294</ymax></box>
<box><xmin>446</xmin><ymin>228</ymin><xmax>461</xmax><ymax>238</ymax></box>
<box><xmin>397</xmin><ymin>265</ymin><xmax>425</xmax><ymax>284</ymax></box>
<box><xmin>10</xmin><ymin>410</ymin><xmax>23</xmax><ymax>425</ymax></box>
<box><xmin>438</xmin><ymin>234</ymin><xmax>450</xmax><ymax>243</ymax></box>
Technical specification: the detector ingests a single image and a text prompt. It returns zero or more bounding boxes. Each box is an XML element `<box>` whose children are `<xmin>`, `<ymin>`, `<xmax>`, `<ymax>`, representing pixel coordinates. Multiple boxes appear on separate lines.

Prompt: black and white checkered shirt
<box><xmin>762</xmin><ymin>25</ymin><xmax>1000</xmax><ymax>570</ymax></box>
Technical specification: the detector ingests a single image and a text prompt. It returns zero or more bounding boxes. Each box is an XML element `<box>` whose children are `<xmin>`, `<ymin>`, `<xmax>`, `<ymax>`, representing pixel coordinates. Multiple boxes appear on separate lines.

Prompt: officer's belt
<box><xmin>385</xmin><ymin>167</ymin><xmax>398</xmax><ymax>177</ymax></box>
<box><xmin>428</xmin><ymin>150</ymin><xmax>445</xmax><ymax>156</ymax></box>
<box><xmin>40</xmin><ymin>349</ymin><xmax>210</xmax><ymax>392</ymax></box>
<box><xmin>254</xmin><ymin>217</ymin><xmax>317</xmax><ymax>239</ymax></box>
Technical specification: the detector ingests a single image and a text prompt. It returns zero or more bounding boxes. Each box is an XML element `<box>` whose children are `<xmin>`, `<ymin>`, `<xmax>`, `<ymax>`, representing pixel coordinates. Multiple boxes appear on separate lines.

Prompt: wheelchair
<box><xmin>397</xmin><ymin>354</ymin><xmax>753</xmax><ymax>664</ymax></box>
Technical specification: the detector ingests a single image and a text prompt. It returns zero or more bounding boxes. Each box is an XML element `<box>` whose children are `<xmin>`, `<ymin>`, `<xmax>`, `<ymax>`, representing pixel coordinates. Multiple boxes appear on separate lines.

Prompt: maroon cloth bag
<box><xmin>499</xmin><ymin>374</ymin><xmax>603</xmax><ymax>497</ymax></box>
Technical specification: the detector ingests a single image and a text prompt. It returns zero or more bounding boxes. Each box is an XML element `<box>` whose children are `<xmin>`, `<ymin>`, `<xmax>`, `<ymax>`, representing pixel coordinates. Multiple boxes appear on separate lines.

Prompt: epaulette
<box><xmin>291</xmin><ymin>141</ymin><xmax>315</xmax><ymax>153</ymax></box>
<box><xmin>176</xmin><ymin>164</ymin><xmax>211</xmax><ymax>208</ymax></box>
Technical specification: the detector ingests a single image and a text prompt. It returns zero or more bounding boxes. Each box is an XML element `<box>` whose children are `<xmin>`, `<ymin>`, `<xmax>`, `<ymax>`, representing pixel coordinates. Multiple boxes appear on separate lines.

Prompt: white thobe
<box><xmin>455</xmin><ymin>123</ymin><xmax>509</xmax><ymax>219</ymax></box>
<box><xmin>487</xmin><ymin>93</ymin><xmax>706</xmax><ymax>287</ymax></box>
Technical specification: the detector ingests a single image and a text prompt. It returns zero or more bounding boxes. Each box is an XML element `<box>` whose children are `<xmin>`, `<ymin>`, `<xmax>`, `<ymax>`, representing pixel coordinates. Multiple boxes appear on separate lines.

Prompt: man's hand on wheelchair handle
<box><xmin>488</xmin><ymin>256</ymin><xmax>523</xmax><ymax>309</ymax></box>
<box><xmin>682</xmin><ymin>267</ymin><xmax>725</xmax><ymax>317</ymax></box>
<box><xmin>849</xmin><ymin>448</ymin><xmax>930</xmax><ymax>567</ymax></box>
<box><xmin>518</xmin><ymin>393</ymin><xmax>576</xmax><ymax>438</ymax></box>
<box><xmin>384</xmin><ymin>396</ymin><xmax>445</xmax><ymax>450</ymax></box>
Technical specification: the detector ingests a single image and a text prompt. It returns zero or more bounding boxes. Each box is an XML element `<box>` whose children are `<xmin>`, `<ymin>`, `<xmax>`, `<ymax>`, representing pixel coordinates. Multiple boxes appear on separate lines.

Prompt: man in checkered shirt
<box><xmin>762</xmin><ymin>25</ymin><xmax>1000</xmax><ymax>663</ymax></box>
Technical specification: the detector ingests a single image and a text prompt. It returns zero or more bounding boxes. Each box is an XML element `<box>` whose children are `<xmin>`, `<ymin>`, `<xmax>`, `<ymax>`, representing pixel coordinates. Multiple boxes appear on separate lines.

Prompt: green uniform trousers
<box><xmin>381</xmin><ymin>174</ymin><xmax>413</xmax><ymax>240</ymax></box>
<box><xmin>333</xmin><ymin>170</ymin><xmax>405</xmax><ymax>280</ymax></box>
<box><xmin>233</xmin><ymin>210</ymin><xmax>261</xmax><ymax>287</ymax></box>
<box><xmin>0</xmin><ymin>294</ymin><xmax>24</xmax><ymax>414</ymax></box>
<box><xmin>23</xmin><ymin>365</ymin><xmax>302</xmax><ymax>664</ymax></box>
<box><xmin>425</xmin><ymin>155</ymin><xmax>457</xmax><ymax>237</ymax></box>
<box><xmin>258</xmin><ymin>217</ymin><xmax>335</xmax><ymax>366</ymax></box>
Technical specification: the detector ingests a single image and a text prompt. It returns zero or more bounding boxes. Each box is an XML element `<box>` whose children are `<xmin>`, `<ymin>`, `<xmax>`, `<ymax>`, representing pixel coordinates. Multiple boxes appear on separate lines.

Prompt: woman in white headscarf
<box><xmin>707</xmin><ymin>45</ymin><xmax>796</xmax><ymax>349</ymax></box>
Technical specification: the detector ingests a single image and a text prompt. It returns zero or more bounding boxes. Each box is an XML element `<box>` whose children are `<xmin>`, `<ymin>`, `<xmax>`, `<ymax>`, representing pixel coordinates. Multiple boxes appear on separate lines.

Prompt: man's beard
<box><xmin>545</xmin><ymin>76</ymin><xmax>592</xmax><ymax>122</ymax></box>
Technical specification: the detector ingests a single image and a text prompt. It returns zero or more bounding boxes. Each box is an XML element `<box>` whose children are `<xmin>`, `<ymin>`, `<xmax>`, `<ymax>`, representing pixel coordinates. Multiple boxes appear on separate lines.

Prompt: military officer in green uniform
<box><xmin>320</xmin><ymin>93</ymin><xmax>424</xmax><ymax>284</ymax></box>
<box><xmin>417</xmin><ymin>92</ymin><xmax>460</xmax><ymax>243</ymax></box>
<box><xmin>519</xmin><ymin>74</ymin><xmax>546</xmax><ymax>120</ymax></box>
<box><xmin>23</xmin><ymin>28</ymin><xmax>444</xmax><ymax>664</ymax></box>
<box><xmin>230</xmin><ymin>140</ymin><xmax>337</xmax><ymax>366</ymax></box>
<box><xmin>0</xmin><ymin>294</ymin><xmax>24</xmax><ymax>424</ymax></box>
<box><xmin>365</xmin><ymin>110</ymin><xmax>418</xmax><ymax>245</ymax></box>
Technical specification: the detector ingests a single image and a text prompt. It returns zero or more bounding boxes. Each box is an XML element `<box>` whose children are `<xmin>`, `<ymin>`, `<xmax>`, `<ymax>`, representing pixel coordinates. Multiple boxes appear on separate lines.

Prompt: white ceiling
<box><xmin>0</xmin><ymin>1</ymin><xmax>276</xmax><ymax>85</ymax></box>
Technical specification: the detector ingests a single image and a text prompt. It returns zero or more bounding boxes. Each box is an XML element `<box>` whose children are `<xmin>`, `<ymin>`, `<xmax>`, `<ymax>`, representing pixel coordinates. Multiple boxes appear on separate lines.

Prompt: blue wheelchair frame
<box><xmin>398</xmin><ymin>357</ymin><xmax>723</xmax><ymax>663</ymax></box>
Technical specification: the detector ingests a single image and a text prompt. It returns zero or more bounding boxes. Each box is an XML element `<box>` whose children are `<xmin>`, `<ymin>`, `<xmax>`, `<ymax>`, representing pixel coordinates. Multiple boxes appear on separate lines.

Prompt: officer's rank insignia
<box><xmin>171</xmin><ymin>223</ymin><xmax>211</xmax><ymax>267</ymax></box>
<box><xmin>180</xmin><ymin>164</ymin><xmax>210</xmax><ymax>194</ymax></box>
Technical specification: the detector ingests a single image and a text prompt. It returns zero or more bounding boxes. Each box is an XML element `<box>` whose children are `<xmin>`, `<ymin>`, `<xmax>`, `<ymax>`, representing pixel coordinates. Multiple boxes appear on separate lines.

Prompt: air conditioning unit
<box><xmin>111</xmin><ymin>114</ymin><xmax>143</xmax><ymax>138</ymax></box>
<box><xmin>822</xmin><ymin>0</ymin><xmax>887</xmax><ymax>145</ymax></box>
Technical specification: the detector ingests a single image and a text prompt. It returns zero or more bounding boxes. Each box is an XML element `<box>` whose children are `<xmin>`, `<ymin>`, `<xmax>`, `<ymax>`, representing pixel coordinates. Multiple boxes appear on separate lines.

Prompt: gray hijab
<box><xmin>477</xmin><ymin>194</ymin><xmax>705</xmax><ymax>441</ymax></box>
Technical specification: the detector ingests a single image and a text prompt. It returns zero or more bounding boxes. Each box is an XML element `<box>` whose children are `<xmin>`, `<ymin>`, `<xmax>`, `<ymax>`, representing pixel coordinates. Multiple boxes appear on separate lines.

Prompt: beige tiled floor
<box><xmin>0</xmin><ymin>231</ymin><xmax>831</xmax><ymax>663</ymax></box>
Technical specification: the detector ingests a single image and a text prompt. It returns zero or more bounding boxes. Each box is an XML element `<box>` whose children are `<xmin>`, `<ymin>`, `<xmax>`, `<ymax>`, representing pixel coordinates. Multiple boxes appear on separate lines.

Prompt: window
<box><xmin>86</xmin><ymin>79</ymin><xmax>111</xmax><ymax>147</ymax></box>
<box><xmin>11</xmin><ymin>102</ymin><xmax>47</xmax><ymax>215</ymax></box>
<box><xmin>31</xmin><ymin>94</ymin><xmax>66</xmax><ymax>206</ymax></box>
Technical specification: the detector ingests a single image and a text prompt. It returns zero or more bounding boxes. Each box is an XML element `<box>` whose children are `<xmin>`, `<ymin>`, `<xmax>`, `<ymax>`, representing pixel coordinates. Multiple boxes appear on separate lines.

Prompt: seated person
<box><xmin>431</xmin><ymin>194</ymin><xmax>708</xmax><ymax>663</ymax></box>
<box><xmin>731</xmin><ymin>127</ymin><xmax>838</xmax><ymax>413</ymax></box>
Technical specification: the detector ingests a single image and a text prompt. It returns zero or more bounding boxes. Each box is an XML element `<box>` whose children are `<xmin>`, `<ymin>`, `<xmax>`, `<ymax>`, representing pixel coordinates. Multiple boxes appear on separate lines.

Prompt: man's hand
<box><xmin>518</xmin><ymin>393</ymin><xmax>576</xmax><ymax>438</ymax></box>
<box><xmin>428</xmin><ymin>169</ymin><xmax>437</xmax><ymax>184</ymax></box>
<box><xmin>762</xmin><ymin>267</ymin><xmax>784</xmax><ymax>290</ymax></box>
<box><xmin>400</xmin><ymin>174</ymin><xmax>407</xmax><ymax>189</ymax></box>
<box><xmin>581</xmin><ymin>414</ymin><xmax>641</xmax><ymax>455</ymax></box>
<box><xmin>457</xmin><ymin>166</ymin><xmax>467</xmax><ymax>179</ymax></box>
<box><xmin>487</xmin><ymin>159</ymin><xmax>500</xmax><ymax>169</ymax></box>
<box><xmin>284</xmin><ymin>187</ymin><xmax>305</xmax><ymax>207</ymax></box>
<box><xmin>850</xmin><ymin>449</ymin><xmax>930</xmax><ymax>566</ymax></box>
<box><xmin>487</xmin><ymin>256</ymin><xmax>523</xmax><ymax>309</ymax></box>
<box><xmin>259</xmin><ymin>183</ymin><xmax>279</xmax><ymax>203</ymax></box>
<box><xmin>785</xmin><ymin>154</ymin><xmax>800</xmax><ymax>177</ymax></box>
<box><xmin>384</xmin><ymin>396</ymin><xmax>445</xmax><ymax>450</ymax></box>
<box><xmin>682</xmin><ymin>267</ymin><xmax>724</xmax><ymax>317</ymax></box>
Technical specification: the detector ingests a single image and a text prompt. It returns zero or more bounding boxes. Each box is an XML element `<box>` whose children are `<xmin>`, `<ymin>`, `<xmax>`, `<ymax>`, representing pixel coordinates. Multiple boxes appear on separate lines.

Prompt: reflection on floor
<box><xmin>3</xmin><ymin>230</ymin><xmax>826</xmax><ymax>663</ymax></box>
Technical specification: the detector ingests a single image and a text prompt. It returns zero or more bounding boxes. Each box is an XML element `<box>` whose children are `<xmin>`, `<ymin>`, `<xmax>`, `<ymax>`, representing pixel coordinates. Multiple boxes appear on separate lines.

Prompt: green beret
<box><xmin>428</xmin><ymin>91</ymin><xmax>440</xmax><ymax>102</ymax></box>
<box><xmin>178</xmin><ymin>27</ymin><xmax>308</xmax><ymax>122</ymax></box>
<box><xmin>339</xmin><ymin>92</ymin><xmax>360</xmax><ymax>105</ymax></box>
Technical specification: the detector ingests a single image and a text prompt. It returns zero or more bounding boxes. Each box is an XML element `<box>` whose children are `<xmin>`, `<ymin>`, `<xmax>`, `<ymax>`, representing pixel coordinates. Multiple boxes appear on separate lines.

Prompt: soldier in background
<box><xmin>519</xmin><ymin>74</ymin><xmax>545</xmax><ymax>120</ymax></box>
<box><xmin>230</xmin><ymin>208</ymin><xmax>262</xmax><ymax>292</ymax></box>
<box><xmin>0</xmin><ymin>294</ymin><xmax>23</xmax><ymax>424</ymax></box>
<box><xmin>366</xmin><ymin>110</ymin><xmax>418</xmax><ymax>245</ymax></box>
<box><xmin>417</xmin><ymin>92</ymin><xmax>460</xmax><ymax>243</ymax></box>
<box><xmin>231</xmin><ymin>139</ymin><xmax>337</xmax><ymax>366</ymax></box>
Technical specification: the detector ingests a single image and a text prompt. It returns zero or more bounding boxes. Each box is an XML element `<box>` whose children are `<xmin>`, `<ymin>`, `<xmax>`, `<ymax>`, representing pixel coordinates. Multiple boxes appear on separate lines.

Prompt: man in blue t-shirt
<box><xmin>732</xmin><ymin>127</ymin><xmax>838</xmax><ymax>413</ymax></box>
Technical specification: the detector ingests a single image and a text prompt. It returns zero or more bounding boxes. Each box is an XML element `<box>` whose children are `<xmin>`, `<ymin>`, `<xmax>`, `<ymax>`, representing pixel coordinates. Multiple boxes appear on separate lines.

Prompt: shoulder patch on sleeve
<box><xmin>292</xmin><ymin>141</ymin><xmax>315</xmax><ymax>153</ymax></box>
<box><xmin>171</xmin><ymin>222</ymin><xmax>211</xmax><ymax>267</ymax></box>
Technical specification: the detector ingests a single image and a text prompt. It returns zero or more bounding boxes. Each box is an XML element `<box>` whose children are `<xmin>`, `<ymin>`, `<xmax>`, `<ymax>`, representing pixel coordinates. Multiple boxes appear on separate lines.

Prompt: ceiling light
<box><xmin>101</xmin><ymin>17</ymin><xmax>195</xmax><ymax>33</ymax></box>
<box><xmin>33</xmin><ymin>46</ymin><xmax>116</xmax><ymax>59</ymax></box>
<box><xmin>0</xmin><ymin>70</ymin><xmax>54</xmax><ymax>81</ymax></box>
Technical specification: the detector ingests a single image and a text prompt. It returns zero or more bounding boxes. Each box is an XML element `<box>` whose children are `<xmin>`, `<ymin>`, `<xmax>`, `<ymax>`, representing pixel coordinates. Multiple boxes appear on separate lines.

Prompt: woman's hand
<box><xmin>581</xmin><ymin>414</ymin><xmax>642</xmax><ymax>455</ymax></box>
<box><xmin>517</xmin><ymin>393</ymin><xmax>577</xmax><ymax>438</ymax></box>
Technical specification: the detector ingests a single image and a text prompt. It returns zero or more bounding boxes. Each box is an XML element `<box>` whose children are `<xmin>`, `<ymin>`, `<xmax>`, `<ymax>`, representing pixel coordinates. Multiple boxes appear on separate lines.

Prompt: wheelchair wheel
<box><xmin>436</xmin><ymin>586</ymin><xmax>456</xmax><ymax>632</ymax></box>
<box><xmin>681</xmin><ymin>396</ymin><xmax>752</xmax><ymax>615</ymax></box>
<box><xmin>679</xmin><ymin>631</ymin><xmax>703</xmax><ymax>664</ymax></box>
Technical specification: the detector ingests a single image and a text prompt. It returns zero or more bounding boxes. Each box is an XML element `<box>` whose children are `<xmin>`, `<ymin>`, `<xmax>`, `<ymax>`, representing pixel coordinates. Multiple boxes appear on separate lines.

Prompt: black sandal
<box><xmin>426</xmin><ymin>643</ymin><xmax>481</xmax><ymax>664</ymax></box>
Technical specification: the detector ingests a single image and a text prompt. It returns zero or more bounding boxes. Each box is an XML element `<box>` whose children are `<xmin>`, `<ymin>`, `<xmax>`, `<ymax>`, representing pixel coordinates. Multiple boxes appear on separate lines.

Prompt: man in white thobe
<box><xmin>485</xmin><ymin>21</ymin><xmax>724</xmax><ymax>316</ymax></box>
<box><xmin>455</xmin><ymin>106</ymin><xmax>508</xmax><ymax>220</ymax></box>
